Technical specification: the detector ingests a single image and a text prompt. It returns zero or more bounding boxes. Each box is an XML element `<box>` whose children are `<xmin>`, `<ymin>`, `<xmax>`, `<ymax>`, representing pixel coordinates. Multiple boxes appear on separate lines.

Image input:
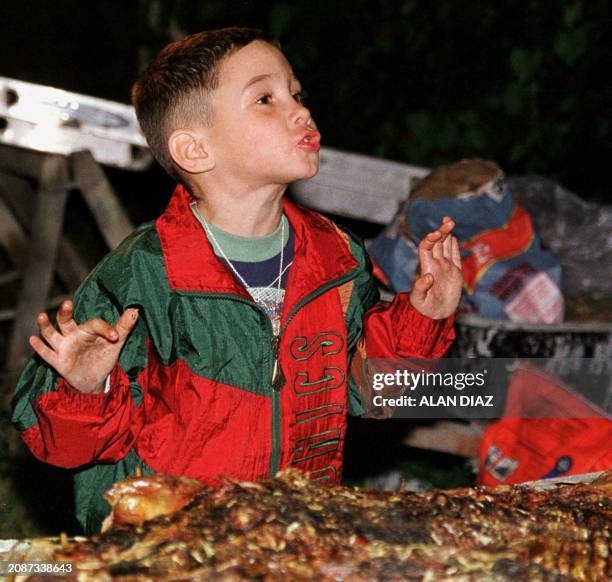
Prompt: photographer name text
<box><xmin>371</xmin><ymin>369</ymin><xmax>494</xmax><ymax>409</ymax></box>
<box><xmin>372</xmin><ymin>393</ymin><xmax>494</xmax><ymax>408</ymax></box>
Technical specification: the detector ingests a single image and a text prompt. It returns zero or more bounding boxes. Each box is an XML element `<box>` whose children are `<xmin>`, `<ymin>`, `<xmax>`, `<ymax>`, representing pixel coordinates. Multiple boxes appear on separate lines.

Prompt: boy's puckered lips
<box><xmin>297</xmin><ymin>130</ymin><xmax>321</xmax><ymax>152</ymax></box>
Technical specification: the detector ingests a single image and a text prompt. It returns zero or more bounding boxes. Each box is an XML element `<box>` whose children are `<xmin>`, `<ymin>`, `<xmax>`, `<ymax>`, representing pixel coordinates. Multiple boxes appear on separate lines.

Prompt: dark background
<box><xmin>0</xmin><ymin>0</ymin><xmax>610</xmax><ymax>536</ymax></box>
<box><xmin>1</xmin><ymin>0</ymin><xmax>610</xmax><ymax>206</ymax></box>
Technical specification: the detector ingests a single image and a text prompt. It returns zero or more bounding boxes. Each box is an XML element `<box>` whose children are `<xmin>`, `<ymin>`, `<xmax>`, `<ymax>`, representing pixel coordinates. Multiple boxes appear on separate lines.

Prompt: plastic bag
<box><xmin>369</xmin><ymin>161</ymin><xmax>564</xmax><ymax>323</ymax></box>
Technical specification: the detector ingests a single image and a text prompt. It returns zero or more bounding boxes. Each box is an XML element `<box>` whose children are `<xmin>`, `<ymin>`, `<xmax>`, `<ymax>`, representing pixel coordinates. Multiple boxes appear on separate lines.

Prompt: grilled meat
<box><xmin>24</xmin><ymin>470</ymin><xmax>612</xmax><ymax>580</ymax></box>
<box><xmin>104</xmin><ymin>473</ymin><xmax>203</xmax><ymax>527</ymax></box>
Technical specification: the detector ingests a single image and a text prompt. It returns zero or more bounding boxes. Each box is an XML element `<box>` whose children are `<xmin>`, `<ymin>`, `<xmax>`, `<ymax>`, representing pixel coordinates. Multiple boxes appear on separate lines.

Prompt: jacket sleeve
<box><xmin>344</xmin><ymin>239</ymin><xmax>455</xmax><ymax>416</ymax></box>
<box><xmin>360</xmin><ymin>292</ymin><xmax>455</xmax><ymax>359</ymax></box>
<box><xmin>11</xmin><ymin>265</ymin><xmax>149</xmax><ymax>469</ymax></box>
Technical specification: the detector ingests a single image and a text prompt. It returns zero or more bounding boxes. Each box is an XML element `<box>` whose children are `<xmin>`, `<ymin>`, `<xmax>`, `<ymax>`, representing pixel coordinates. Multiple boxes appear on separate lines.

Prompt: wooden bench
<box><xmin>291</xmin><ymin>146</ymin><xmax>428</xmax><ymax>225</ymax></box>
<box><xmin>0</xmin><ymin>146</ymin><xmax>134</xmax><ymax>417</ymax></box>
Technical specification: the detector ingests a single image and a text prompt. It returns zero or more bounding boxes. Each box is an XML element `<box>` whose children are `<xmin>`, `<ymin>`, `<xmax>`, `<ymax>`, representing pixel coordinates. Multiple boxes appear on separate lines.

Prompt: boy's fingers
<box><xmin>37</xmin><ymin>313</ymin><xmax>62</xmax><ymax>348</ymax></box>
<box><xmin>442</xmin><ymin>233</ymin><xmax>453</xmax><ymax>259</ymax></box>
<box><xmin>432</xmin><ymin>241</ymin><xmax>444</xmax><ymax>261</ymax></box>
<box><xmin>29</xmin><ymin>335</ymin><xmax>58</xmax><ymax>367</ymax></box>
<box><xmin>431</xmin><ymin>243</ymin><xmax>444</xmax><ymax>261</ymax></box>
<box><xmin>115</xmin><ymin>308</ymin><xmax>139</xmax><ymax>339</ymax></box>
<box><xmin>441</xmin><ymin>216</ymin><xmax>454</xmax><ymax>230</ymax></box>
<box><xmin>418</xmin><ymin>245</ymin><xmax>433</xmax><ymax>274</ymax></box>
<box><xmin>56</xmin><ymin>300</ymin><xmax>78</xmax><ymax>334</ymax></box>
<box><xmin>437</xmin><ymin>217</ymin><xmax>455</xmax><ymax>243</ymax></box>
<box><xmin>451</xmin><ymin>236</ymin><xmax>462</xmax><ymax>268</ymax></box>
<box><xmin>81</xmin><ymin>318</ymin><xmax>119</xmax><ymax>341</ymax></box>
<box><xmin>36</xmin><ymin>311</ymin><xmax>50</xmax><ymax>330</ymax></box>
<box><xmin>56</xmin><ymin>300</ymin><xmax>73</xmax><ymax>323</ymax></box>
<box><xmin>422</xmin><ymin>219</ymin><xmax>454</xmax><ymax>250</ymax></box>
<box><xmin>420</xmin><ymin>230</ymin><xmax>441</xmax><ymax>252</ymax></box>
<box><xmin>412</xmin><ymin>273</ymin><xmax>434</xmax><ymax>300</ymax></box>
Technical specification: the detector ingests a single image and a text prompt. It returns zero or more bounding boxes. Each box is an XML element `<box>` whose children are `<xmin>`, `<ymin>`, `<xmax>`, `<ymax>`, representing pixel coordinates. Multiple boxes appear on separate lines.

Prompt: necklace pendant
<box><xmin>270</xmin><ymin>334</ymin><xmax>285</xmax><ymax>391</ymax></box>
<box><xmin>271</xmin><ymin>358</ymin><xmax>285</xmax><ymax>391</ymax></box>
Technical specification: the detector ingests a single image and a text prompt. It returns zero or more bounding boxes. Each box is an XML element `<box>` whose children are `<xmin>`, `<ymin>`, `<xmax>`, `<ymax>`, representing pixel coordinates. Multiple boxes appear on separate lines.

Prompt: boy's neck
<box><xmin>190</xmin><ymin>180</ymin><xmax>286</xmax><ymax>237</ymax></box>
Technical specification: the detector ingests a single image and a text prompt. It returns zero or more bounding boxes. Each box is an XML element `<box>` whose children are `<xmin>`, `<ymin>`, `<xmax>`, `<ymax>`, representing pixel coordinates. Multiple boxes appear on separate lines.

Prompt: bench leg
<box><xmin>3</xmin><ymin>155</ymin><xmax>69</xmax><ymax>411</ymax></box>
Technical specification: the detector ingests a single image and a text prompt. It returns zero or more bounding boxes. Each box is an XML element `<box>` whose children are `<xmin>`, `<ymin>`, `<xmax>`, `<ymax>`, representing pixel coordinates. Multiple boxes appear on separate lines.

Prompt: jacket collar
<box><xmin>156</xmin><ymin>184</ymin><xmax>359</xmax><ymax>306</ymax></box>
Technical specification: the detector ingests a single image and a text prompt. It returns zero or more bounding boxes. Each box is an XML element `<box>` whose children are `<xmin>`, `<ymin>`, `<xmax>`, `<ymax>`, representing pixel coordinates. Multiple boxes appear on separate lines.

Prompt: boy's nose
<box><xmin>291</xmin><ymin>102</ymin><xmax>314</xmax><ymax>127</ymax></box>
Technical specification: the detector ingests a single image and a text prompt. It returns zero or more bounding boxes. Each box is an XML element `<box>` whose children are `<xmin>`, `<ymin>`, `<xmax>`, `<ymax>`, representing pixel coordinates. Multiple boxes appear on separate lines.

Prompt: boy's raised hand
<box><xmin>409</xmin><ymin>216</ymin><xmax>463</xmax><ymax>320</ymax></box>
<box><xmin>29</xmin><ymin>301</ymin><xmax>139</xmax><ymax>393</ymax></box>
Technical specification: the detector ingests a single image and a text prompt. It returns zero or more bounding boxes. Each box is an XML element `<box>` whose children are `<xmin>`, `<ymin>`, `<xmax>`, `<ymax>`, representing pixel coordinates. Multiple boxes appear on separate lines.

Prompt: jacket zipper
<box><xmin>177</xmin><ymin>292</ymin><xmax>285</xmax><ymax>390</ymax></box>
<box><xmin>269</xmin><ymin>267</ymin><xmax>361</xmax><ymax>476</ymax></box>
<box><xmin>195</xmin><ymin>268</ymin><xmax>361</xmax><ymax>390</ymax></box>
<box><xmin>269</xmin><ymin>266</ymin><xmax>361</xmax><ymax>388</ymax></box>
<box><xmin>270</xmin><ymin>334</ymin><xmax>285</xmax><ymax>390</ymax></box>
<box><xmin>178</xmin><ymin>266</ymin><xmax>361</xmax><ymax>478</ymax></box>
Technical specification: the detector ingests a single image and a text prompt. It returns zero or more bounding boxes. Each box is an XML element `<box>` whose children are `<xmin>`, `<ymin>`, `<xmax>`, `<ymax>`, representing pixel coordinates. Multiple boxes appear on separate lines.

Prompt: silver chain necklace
<box><xmin>196</xmin><ymin>208</ymin><xmax>285</xmax><ymax>329</ymax></box>
<box><xmin>193</xmin><ymin>204</ymin><xmax>287</xmax><ymax>390</ymax></box>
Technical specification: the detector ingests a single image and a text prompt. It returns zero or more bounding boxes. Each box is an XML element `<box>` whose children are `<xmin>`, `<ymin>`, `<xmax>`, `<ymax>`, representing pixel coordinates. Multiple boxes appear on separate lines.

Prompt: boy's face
<box><xmin>202</xmin><ymin>41</ymin><xmax>320</xmax><ymax>188</ymax></box>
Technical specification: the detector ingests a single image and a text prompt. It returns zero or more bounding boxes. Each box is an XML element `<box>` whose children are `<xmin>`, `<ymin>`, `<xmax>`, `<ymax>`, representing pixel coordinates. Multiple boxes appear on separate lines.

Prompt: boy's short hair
<box><xmin>132</xmin><ymin>27</ymin><xmax>276</xmax><ymax>181</ymax></box>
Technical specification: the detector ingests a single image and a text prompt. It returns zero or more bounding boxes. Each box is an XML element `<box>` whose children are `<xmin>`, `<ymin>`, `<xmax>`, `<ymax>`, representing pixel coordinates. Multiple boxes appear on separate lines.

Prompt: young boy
<box><xmin>12</xmin><ymin>27</ymin><xmax>463</xmax><ymax>533</ymax></box>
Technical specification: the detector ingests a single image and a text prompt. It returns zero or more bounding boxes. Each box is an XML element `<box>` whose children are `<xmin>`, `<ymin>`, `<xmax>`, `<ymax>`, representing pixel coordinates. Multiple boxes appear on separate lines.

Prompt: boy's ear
<box><xmin>167</xmin><ymin>129</ymin><xmax>215</xmax><ymax>174</ymax></box>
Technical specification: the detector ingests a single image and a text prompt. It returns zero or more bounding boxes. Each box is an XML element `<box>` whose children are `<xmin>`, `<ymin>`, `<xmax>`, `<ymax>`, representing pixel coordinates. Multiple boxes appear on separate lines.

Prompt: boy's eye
<box><xmin>293</xmin><ymin>90</ymin><xmax>307</xmax><ymax>104</ymax></box>
<box><xmin>256</xmin><ymin>94</ymin><xmax>272</xmax><ymax>105</ymax></box>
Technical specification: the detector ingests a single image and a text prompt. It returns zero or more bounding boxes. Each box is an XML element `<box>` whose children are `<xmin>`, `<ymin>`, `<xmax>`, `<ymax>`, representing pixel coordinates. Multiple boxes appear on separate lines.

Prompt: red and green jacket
<box><xmin>12</xmin><ymin>184</ymin><xmax>455</xmax><ymax>533</ymax></box>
